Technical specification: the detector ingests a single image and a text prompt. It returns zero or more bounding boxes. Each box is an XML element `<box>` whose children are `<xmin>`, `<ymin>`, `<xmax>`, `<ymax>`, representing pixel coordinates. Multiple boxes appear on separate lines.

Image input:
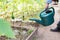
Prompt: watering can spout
<box><xmin>29</xmin><ymin>18</ymin><xmax>44</xmax><ymax>25</ymax></box>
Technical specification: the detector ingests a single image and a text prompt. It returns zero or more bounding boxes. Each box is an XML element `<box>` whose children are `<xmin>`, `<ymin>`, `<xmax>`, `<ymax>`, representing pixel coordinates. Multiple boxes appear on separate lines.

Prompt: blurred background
<box><xmin>0</xmin><ymin>0</ymin><xmax>45</xmax><ymax>21</ymax></box>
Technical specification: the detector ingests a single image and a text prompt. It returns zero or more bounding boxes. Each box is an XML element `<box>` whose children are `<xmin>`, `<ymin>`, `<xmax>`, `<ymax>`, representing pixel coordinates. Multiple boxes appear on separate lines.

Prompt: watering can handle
<box><xmin>40</xmin><ymin>7</ymin><xmax>55</xmax><ymax>17</ymax></box>
<box><xmin>40</xmin><ymin>7</ymin><xmax>55</xmax><ymax>14</ymax></box>
<box><xmin>48</xmin><ymin>7</ymin><xmax>55</xmax><ymax>14</ymax></box>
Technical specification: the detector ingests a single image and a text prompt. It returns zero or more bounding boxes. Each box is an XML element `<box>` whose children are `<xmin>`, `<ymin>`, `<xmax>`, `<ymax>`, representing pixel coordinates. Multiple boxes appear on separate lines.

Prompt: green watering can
<box><xmin>29</xmin><ymin>7</ymin><xmax>55</xmax><ymax>26</ymax></box>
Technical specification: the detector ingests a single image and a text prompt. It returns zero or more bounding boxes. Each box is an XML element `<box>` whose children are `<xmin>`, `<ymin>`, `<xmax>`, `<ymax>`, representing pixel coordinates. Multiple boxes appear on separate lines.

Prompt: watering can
<box><xmin>29</xmin><ymin>7</ymin><xmax>55</xmax><ymax>26</ymax></box>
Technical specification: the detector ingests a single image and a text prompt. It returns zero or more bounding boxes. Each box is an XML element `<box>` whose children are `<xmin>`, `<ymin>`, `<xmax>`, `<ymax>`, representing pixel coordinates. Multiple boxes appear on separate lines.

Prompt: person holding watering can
<box><xmin>46</xmin><ymin>0</ymin><xmax>60</xmax><ymax>32</ymax></box>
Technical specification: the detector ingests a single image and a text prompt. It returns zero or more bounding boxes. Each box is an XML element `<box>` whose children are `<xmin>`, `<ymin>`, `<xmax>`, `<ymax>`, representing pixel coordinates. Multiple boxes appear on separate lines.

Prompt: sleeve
<box><xmin>46</xmin><ymin>0</ymin><xmax>52</xmax><ymax>4</ymax></box>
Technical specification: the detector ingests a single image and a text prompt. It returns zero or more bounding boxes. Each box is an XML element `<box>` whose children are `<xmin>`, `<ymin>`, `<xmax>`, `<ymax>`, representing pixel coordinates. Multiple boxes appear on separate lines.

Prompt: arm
<box><xmin>45</xmin><ymin>0</ymin><xmax>52</xmax><ymax>10</ymax></box>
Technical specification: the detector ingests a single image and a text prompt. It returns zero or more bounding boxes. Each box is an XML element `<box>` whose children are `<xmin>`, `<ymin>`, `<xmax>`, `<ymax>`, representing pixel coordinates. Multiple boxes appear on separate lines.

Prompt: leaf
<box><xmin>0</xmin><ymin>19</ymin><xmax>15</xmax><ymax>38</ymax></box>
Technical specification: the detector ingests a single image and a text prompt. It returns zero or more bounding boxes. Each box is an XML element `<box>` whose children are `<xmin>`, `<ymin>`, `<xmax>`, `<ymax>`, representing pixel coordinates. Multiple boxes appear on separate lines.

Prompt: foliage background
<box><xmin>0</xmin><ymin>0</ymin><xmax>45</xmax><ymax>21</ymax></box>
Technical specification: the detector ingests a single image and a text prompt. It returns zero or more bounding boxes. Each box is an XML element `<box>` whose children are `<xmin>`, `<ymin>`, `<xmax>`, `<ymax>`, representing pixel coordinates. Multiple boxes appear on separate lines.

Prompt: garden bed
<box><xmin>0</xmin><ymin>27</ymin><xmax>37</xmax><ymax>40</ymax></box>
<box><xmin>10</xmin><ymin>19</ymin><xmax>39</xmax><ymax>40</ymax></box>
<box><xmin>0</xmin><ymin>19</ymin><xmax>40</xmax><ymax>40</ymax></box>
<box><xmin>7</xmin><ymin>27</ymin><xmax>37</xmax><ymax>40</ymax></box>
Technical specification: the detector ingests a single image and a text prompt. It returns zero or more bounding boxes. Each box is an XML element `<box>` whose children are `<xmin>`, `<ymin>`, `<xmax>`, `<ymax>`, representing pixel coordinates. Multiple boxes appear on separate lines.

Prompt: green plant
<box><xmin>27</xmin><ymin>30</ymin><xmax>33</xmax><ymax>35</ymax></box>
<box><xmin>0</xmin><ymin>19</ymin><xmax>15</xmax><ymax>38</ymax></box>
<box><xmin>11</xmin><ymin>12</ymin><xmax>15</xmax><ymax>19</ymax></box>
